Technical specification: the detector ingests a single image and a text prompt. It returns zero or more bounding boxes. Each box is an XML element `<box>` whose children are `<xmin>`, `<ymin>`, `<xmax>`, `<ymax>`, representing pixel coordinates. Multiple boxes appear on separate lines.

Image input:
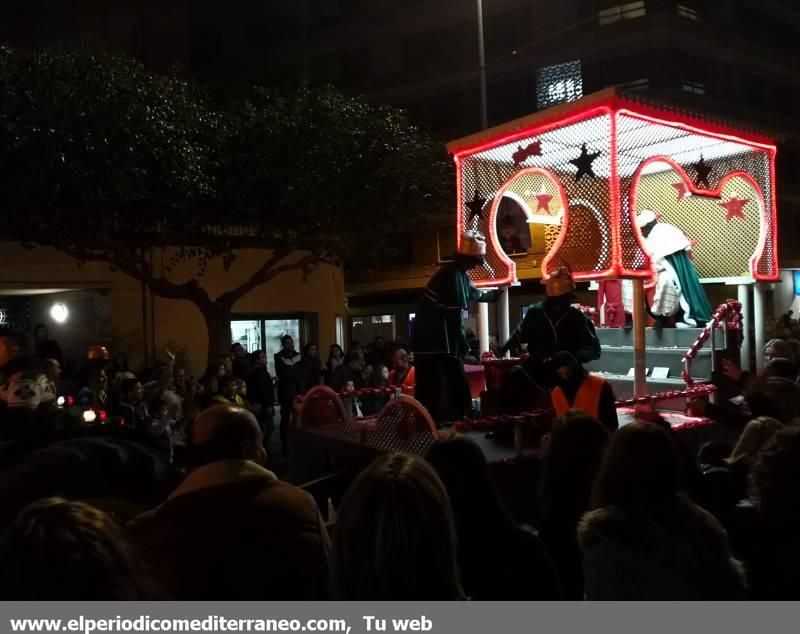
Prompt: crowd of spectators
<box><xmin>2</xmin><ymin>324</ymin><xmax>800</xmax><ymax>601</ymax></box>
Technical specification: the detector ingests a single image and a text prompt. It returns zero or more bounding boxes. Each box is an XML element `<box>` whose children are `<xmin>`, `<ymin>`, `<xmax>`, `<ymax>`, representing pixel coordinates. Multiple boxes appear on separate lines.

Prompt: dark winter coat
<box><xmin>578</xmin><ymin>499</ymin><xmax>746</xmax><ymax>600</ymax></box>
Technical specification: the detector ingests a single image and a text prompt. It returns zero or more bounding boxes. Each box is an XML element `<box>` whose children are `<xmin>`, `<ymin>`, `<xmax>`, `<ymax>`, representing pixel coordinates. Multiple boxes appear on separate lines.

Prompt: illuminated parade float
<box><xmin>291</xmin><ymin>88</ymin><xmax>779</xmax><ymax>479</ymax></box>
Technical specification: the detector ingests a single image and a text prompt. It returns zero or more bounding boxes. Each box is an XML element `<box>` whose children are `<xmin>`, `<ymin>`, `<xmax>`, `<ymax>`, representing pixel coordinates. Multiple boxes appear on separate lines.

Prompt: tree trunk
<box><xmin>202</xmin><ymin>301</ymin><xmax>234</xmax><ymax>367</ymax></box>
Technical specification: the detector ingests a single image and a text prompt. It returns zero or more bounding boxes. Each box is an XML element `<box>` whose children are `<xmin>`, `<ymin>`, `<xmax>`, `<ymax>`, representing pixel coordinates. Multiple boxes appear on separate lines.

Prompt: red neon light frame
<box><xmin>479</xmin><ymin>167</ymin><xmax>566</xmax><ymax>288</ymax></box>
<box><xmin>451</xmin><ymin>95</ymin><xmax>779</xmax><ymax>284</ymax></box>
<box><xmin>628</xmin><ymin>155</ymin><xmax>777</xmax><ymax>281</ymax></box>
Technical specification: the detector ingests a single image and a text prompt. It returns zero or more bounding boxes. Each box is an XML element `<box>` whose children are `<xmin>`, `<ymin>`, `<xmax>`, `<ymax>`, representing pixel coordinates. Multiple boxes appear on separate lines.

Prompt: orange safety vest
<box><xmin>388</xmin><ymin>366</ymin><xmax>416</xmax><ymax>396</ymax></box>
<box><xmin>550</xmin><ymin>373</ymin><xmax>606</xmax><ymax>418</ymax></box>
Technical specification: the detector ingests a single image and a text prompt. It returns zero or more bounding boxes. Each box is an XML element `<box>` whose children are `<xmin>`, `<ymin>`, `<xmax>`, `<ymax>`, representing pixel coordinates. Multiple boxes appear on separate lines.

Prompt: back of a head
<box><xmin>765</xmin><ymin>338</ymin><xmax>793</xmax><ymax>361</ymax></box>
<box><xmin>331</xmin><ymin>453</ymin><xmax>463</xmax><ymax>600</ymax></box>
<box><xmin>425</xmin><ymin>433</ymin><xmax>509</xmax><ymax>537</ymax></box>
<box><xmin>728</xmin><ymin>416</ymin><xmax>783</xmax><ymax>466</ymax></box>
<box><xmin>539</xmin><ymin>413</ymin><xmax>609</xmax><ymax>512</ymax></box>
<box><xmin>188</xmin><ymin>406</ymin><xmax>264</xmax><ymax>469</ymax></box>
<box><xmin>751</xmin><ymin>425</ymin><xmax>800</xmax><ymax>526</ymax></box>
<box><xmin>592</xmin><ymin>422</ymin><xmax>683</xmax><ymax>510</ymax></box>
<box><xmin>761</xmin><ymin>358</ymin><xmax>797</xmax><ymax>381</ymax></box>
<box><xmin>0</xmin><ymin>498</ymin><xmax>153</xmax><ymax>600</ymax></box>
<box><xmin>748</xmin><ymin>377</ymin><xmax>800</xmax><ymax>423</ymax></box>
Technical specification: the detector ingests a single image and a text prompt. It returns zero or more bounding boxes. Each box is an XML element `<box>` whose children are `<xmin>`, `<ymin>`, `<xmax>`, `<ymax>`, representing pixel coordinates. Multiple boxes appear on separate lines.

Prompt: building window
<box><xmin>676</xmin><ymin>4</ymin><xmax>700</xmax><ymax>21</ymax></box>
<box><xmin>335</xmin><ymin>315</ymin><xmax>345</xmax><ymax>348</ymax></box>
<box><xmin>681</xmin><ymin>80</ymin><xmax>706</xmax><ymax>95</ymax></box>
<box><xmin>351</xmin><ymin>315</ymin><xmax>396</xmax><ymax>343</ymax></box>
<box><xmin>536</xmin><ymin>61</ymin><xmax>583</xmax><ymax>110</ymax></box>
<box><xmin>618</xmin><ymin>78</ymin><xmax>650</xmax><ymax>92</ymax></box>
<box><xmin>598</xmin><ymin>1</ymin><xmax>646</xmax><ymax>26</ymax></box>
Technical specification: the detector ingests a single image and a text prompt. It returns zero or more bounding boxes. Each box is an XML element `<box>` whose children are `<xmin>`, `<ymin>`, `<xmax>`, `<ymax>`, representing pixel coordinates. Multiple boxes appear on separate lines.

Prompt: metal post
<box><xmin>738</xmin><ymin>283</ymin><xmax>752</xmax><ymax>371</ymax></box>
<box><xmin>476</xmin><ymin>0</ymin><xmax>488</xmax><ymax>130</ymax></box>
<box><xmin>632</xmin><ymin>279</ymin><xmax>648</xmax><ymax>398</ymax></box>
<box><xmin>478</xmin><ymin>302</ymin><xmax>490</xmax><ymax>355</ymax></box>
<box><xmin>710</xmin><ymin>321</ymin><xmax>717</xmax><ymax>374</ymax></box>
<box><xmin>754</xmin><ymin>282</ymin><xmax>766</xmax><ymax>372</ymax></box>
<box><xmin>498</xmin><ymin>287</ymin><xmax>510</xmax><ymax>356</ymax></box>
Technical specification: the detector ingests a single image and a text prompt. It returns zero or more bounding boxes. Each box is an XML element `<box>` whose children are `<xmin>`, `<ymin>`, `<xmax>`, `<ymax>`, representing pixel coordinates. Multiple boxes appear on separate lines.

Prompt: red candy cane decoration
<box><xmin>681</xmin><ymin>299</ymin><xmax>743</xmax><ymax>387</ymax></box>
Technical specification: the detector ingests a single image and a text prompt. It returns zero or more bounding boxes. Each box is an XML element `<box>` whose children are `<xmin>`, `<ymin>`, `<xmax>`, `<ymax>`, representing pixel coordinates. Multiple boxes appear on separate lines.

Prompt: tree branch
<box><xmin>54</xmin><ymin>240</ymin><xmax>214</xmax><ymax>308</ymax></box>
<box><xmin>217</xmin><ymin>250</ymin><xmax>321</xmax><ymax>307</ymax></box>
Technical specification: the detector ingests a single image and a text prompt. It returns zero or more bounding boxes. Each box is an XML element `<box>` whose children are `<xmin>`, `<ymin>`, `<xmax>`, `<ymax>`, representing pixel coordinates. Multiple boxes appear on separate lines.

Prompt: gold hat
<box><xmin>457</xmin><ymin>230</ymin><xmax>487</xmax><ymax>258</ymax></box>
<box><xmin>545</xmin><ymin>266</ymin><xmax>575</xmax><ymax>297</ymax></box>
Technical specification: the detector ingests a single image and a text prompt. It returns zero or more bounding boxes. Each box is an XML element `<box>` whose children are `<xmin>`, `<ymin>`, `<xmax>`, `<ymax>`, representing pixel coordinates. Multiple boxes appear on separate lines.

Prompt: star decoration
<box><xmin>569</xmin><ymin>144</ymin><xmax>600</xmax><ymax>181</ymax></box>
<box><xmin>719</xmin><ymin>195</ymin><xmax>749</xmax><ymax>221</ymax></box>
<box><xmin>535</xmin><ymin>187</ymin><xmax>553</xmax><ymax>212</ymax></box>
<box><xmin>692</xmin><ymin>156</ymin><xmax>713</xmax><ymax>189</ymax></box>
<box><xmin>672</xmin><ymin>182</ymin><xmax>689</xmax><ymax>201</ymax></box>
<box><xmin>465</xmin><ymin>190</ymin><xmax>488</xmax><ymax>223</ymax></box>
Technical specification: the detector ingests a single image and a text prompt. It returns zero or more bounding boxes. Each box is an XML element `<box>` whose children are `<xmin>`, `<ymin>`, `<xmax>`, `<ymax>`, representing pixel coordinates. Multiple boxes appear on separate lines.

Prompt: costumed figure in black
<box><xmin>498</xmin><ymin>267</ymin><xmax>601</xmax><ymax>413</ymax></box>
<box><xmin>411</xmin><ymin>230</ymin><xmax>498</xmax><ymax>420</ymax></box>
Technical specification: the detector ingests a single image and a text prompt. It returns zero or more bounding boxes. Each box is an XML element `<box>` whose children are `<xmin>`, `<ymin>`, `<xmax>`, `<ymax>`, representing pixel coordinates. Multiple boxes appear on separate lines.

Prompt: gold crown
<box><xmin>545</xmin><ymin>267</ymin><xmax>575</xmax><ymax>297</ymax></box>
<box><xmin>457</xmin><ymin>230</ymin><xmax>487</xmax><ymax>258</ymax></box>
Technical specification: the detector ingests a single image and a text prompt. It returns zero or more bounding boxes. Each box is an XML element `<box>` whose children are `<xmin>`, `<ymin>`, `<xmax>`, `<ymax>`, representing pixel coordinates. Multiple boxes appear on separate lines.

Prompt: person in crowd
<box><xmin>147</xmin><ymin>396</ymin><xmax>174</xmax><ymax>460</ymax></box>
<box><xmin>234</xmin><ymin>378</ymin><xmax>248</xmax><ymax>399</ymax></box>
<box><xmin>722</xmin><ymin>339</ymin><xmax>796</xmax><ymax>392</ymax></box>
<box><xmin>726</xmin><ymin>416</ymin><xmax>783</xmax><ymax>502</ymax></box>
<box><xmin>342</xmin><ymin>379</ymin><xmax>364</xmax><ymax>418</ymax></box>
<box><xmin>230</xmin><ymin>343</ymin><xmax>251</xmax><ymax>381</ymax></box>
<box><xmin>388</xmin><ymin>347</ymin><xmax>416</xmax><ymax>396</ymax></box>
<box><xmin>348</xmin><ymin>341</ymin><xmax>363</xmax><ymax>357</ymax></box>
<box><xmin>212</xmin><ymin>375</ymin><xmax>246</xmax><ymax>407</ymax></box>
<box><xmin>0</xmin><ymin>498</ymin><xmax>158</xmax><ymax>600</ymax></box>
<box><xmin>128</xmin><ymin>405</ymin><xmax>330</xmax><ymax>600</ymax></box>
<box><xmin>732</xmin><ymin>425</ymin><xmax>800</xmax><ymax>599</ymax></box>
<box><xmin>302</xmin><ymin>343</ymin><xmax>323</xmax><ymax>389</ymax></box>
<box><xmin>76</xmin><ymin>367</ymin><xmax>109</xmax><ymax>409</ymax></box>
<box><xmin>535</xmin><ymin>412</ymin><xmax>609</xmax><ymax>599</ymax></box>
<box><xmin>548</xmin><ymin>351</ymin><xmax>618</xmax><ymax>433</ymax></box>
<box><xmin>579</xmin><ymin>423</ymin><xmax>745</xmax><ymax>600</ymax></box>
<box><xmin>274</xmin><ymin>335</ymin><xmax>305</xmax><ymax>456</ymax></box>
<box><xmin>42</xmin><ymin>358</ymin><xmax>61</xmax><ymax>397</ymax></box>
<box><xmin>116</xmin><ymin>378</ymin><xmax>169</xmax><ymax>453</ymax></box>
<box><xmin>108</xmin><ymin>352</ymin><xmax>129</xmax><ymax>384</ymax></box>
<box><xmin>361</xmin><ymin>364</ymin><xmax>390</xmax><ymax>416</ymax></box>
<box><xmin>32</xmin><ymin>323</ymin><xmax>63</xmax><ymax>366</ymax></box>
<box><xmin>246</xmin><ymin>349</ymin><xmax>275</xmax><ymax>449</ymax></box>
<box><xmin>324</xmin><ymin>344</ymin><xmax>345</xmax><ymax>386</ymax></box>
<box><xmin>747</xmin><ymin>376</ymin><xmax>800</xmax><ymax>424</ymax></box>
<box><xmin>330</xmin><ymin>453</ymin><xmax>464</xmax><ymax>600</ymax></box>
<box><xmin>219</xmin><ymin>353</ymin><xmax>234</xmax><ymax>377</ymax></box>
<box><xmin>201</xmin><ymin>359</ymin><xmax>228</xmax><ymax>403</ymax></box>
<box><xmin>426</xmin><ymin>434</ymin><xmax>561</xmax><ymax>600</ymax></box>
<box><xmin>366</xmin><ymin>336</ymin><xmax>391</xmax><ymax>370</ymax></box>
<box><xmin>332</xmin><ymin>350</ymin><xmax>366</xmax><ymax>393</ymax></box>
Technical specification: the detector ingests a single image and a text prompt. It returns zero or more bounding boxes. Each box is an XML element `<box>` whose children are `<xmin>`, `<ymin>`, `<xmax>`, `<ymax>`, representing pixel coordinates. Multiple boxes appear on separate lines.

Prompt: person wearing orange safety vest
<box><xmin>388</xmin><ymin>348</ymin><xmax>416</xmax><ymax>397</ymax></box>
<box><xmin>549</xmin><ymin>351</ymin><xmax>618</xmax><ymax>433</ymax></box>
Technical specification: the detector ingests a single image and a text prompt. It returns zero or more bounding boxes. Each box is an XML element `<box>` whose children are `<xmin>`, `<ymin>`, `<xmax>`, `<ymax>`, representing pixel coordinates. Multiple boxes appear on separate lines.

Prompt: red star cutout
<box><xmin>672</xmin><ymin>182</ymin><xmax>689</xmax><ymax>201</ymax></box>
<box><xmin>535</xmin><ymin>191</ymin><xmax>553</xmax><ymax>212</ymax></box>
<box><xmin>719</xmin><ymin>196</ymin><xmax>749</xmax><ymax>221</ymax></box>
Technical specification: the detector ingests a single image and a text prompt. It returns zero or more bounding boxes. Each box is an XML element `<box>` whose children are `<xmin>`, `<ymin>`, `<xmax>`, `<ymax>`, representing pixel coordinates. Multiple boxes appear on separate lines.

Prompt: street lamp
<box><xmin>476</xmin><ymin>0</ymin><xmax>488</xmax><ymax>130</ymax></box>
<box><xmin>475</xmin><ymin>0</ymin><xmax>511</xmax><ymax>353</ymax></box>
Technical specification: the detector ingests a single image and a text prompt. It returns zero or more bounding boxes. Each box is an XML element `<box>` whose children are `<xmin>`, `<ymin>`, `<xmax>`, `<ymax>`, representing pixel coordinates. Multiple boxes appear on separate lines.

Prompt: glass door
<box><xmin>230</xmin><ymin>319</ymin><xmax>263</xmax><ymax>354</ymax></box>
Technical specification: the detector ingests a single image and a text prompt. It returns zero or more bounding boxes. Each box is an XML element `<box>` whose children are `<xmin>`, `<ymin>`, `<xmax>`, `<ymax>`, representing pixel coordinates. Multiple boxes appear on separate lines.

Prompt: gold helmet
<box><xmin>545</xmin><ymin>266</ymin><xmax>575</xmax><ymax>297</ymax></box>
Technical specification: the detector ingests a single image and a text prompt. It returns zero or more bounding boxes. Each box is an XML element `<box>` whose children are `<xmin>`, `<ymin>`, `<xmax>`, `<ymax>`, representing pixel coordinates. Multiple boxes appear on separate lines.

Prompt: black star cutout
<box><xmin>569</xmin><ymin>143</ymin><xmax>600</xmax><ymax>182</ymax></box>
<box><xmin>465</xmin><ymin>190</ymin><xmax>487</xmax><ymax>223</ymax></box>
<box><xmin>692</xmin><ymin>155</ymin><xmax>713</xmax><ymax>189</ymax></box>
